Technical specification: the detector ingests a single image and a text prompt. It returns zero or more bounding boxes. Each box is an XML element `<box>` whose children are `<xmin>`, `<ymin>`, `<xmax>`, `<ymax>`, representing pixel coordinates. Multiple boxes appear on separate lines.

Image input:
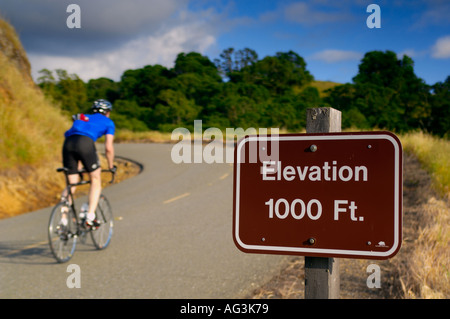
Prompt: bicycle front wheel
<box><xmin>48</xmin><ymin>202</ymin><xmax>77</xmax><ymax>263</ymax></box>
<box><xmin>91</xmin><ymin>195</ymin><xmax>113</xmax><ymax>250</ymax></box>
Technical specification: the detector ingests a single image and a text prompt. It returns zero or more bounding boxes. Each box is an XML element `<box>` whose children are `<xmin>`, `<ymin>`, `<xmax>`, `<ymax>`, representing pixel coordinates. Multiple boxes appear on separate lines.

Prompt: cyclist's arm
<box><xmin>105</xmin><ymin>134</ymin><xmax>115</xmax><ymax>170</ymax></box>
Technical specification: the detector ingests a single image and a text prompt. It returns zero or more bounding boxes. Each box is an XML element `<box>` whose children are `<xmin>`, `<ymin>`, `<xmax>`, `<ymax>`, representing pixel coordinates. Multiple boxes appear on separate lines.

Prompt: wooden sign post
<box><xmin>304</xmin><ymin>107</ymin><xmax>341</xmax><ymax>299</ymax></box>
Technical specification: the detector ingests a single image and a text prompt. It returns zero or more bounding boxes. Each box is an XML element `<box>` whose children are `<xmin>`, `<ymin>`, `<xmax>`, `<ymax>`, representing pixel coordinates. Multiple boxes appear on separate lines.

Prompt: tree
<box><xmin>207</xmin><ymin>81</ymin><xmax>270</xmax><ymax>128</ymax></box>
<box><xmin>37</xmin><ymin>69</ymin><xmax>87</xmax><ymax>114</ymax></box>
<box><xmin>214</xmin><ymin>47</ymin><xmax>258</xmax><ymax>77</ymax></box>
<box><xmin>326</xmin><ymin>51</ymin><xmax>432</xmax><ymax>131</ymax></box>
<box><xmin>55</xmin><ymin>70</ymin><xmax>88</xmax><ymax>114</ymax></box>
<box><xmin>173</xmin><ymin>73</ymin><xmax>221</xmax><ymax>111</ymax></box>
<box><xmin>153</xmin><ymin>89</ymin><xmax>201</xmax><ymax>130</ymax></box>
<box><xmin>172</xmin><ymin>52</ymin><xmax>222</xmax><ymax>109</ymax></box>
<box><xmin>353</xmin><ymin>51</ymin><xmax>405</xmax><ymax>89</ymax></box>
<box><xmin>428</xmin><ymin>76</ymin><xmax>450</xmax><ymax>137</ymax></box>
<box><xmin>234</xmin><ymin>48</ymin><xmax>258</xmax><ymax>71</ymax></box>
<box><xmin>86</xmin><ymin>77</ymin><xmax>119</xmax><ymax>103</ymax></box>
<box><xmin>120</xmin><ymin>64</ymin><xmax>174</xmax><ymax>107</ymax></box>
<box><xmin>324</xmin><ymin>82</ymin><xmax>400</xmax><ymax>130</ymax></box>
<box><xmin>37</xmin><ymin>69</ymin><xmax>58</xmax><ymax>99</ymax></box>
<box><xmin>232</xmin><ymin>50</ymin><xmax>313</xmax><ymax>95</ymax></box>
<box><xmin>174</xmin><ymin>52</ymin><xmax>221</xmax><ymax>82</ymax></box>
<box><xmin>110</xmin><ymin>100</ymin><xmax>150</xmax><ymax>131</ymax></box>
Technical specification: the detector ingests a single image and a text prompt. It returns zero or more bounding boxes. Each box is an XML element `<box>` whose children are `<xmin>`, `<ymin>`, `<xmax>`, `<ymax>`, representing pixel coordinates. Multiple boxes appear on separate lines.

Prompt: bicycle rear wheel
<box><xmin>91</xmin><ymin>195</ymin><xmax>113</xmax><ymax>249</ymax></box>
<box><xmin>48</xmin><ymin>202</ymin><xmax>77</xmax><ymax>263</ymax></box>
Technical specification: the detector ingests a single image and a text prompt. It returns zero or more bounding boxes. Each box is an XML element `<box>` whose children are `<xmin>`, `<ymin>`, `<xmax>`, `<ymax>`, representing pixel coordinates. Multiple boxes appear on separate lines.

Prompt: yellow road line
<box><xmin>163</xmin><ymin>192</ymin><xmax>190</xmax><ymax>204</ymax></box>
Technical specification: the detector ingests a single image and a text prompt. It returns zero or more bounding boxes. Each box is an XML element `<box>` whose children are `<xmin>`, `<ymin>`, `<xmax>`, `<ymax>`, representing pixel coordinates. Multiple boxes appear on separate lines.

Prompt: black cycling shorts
<box><xmin>62</xmin><ymin>135</ymin><xmax>100</xmax><ymax>174</ymax></box>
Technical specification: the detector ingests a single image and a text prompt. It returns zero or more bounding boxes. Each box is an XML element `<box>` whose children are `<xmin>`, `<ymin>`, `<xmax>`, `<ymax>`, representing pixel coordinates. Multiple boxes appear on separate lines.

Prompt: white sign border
<box><xmin>234</xmin><ymin>133</ymin><xmax>402</xmax><ymax>258</ymax></box>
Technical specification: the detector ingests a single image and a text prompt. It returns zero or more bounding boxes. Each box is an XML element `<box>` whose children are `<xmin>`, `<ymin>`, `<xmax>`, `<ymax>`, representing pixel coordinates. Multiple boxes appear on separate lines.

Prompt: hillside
<box><xmin>0</xmin><ymin>18</ymin><xmax>69</xmax><ymax>168</ymax></box>
<box><xmin>0</xmin><ymin>18</ymin><xmax>70</xmax><ymax>217</ymax></box>
<box><xmin>0</xmin><ymin>18</ymin><xmax>32</xmax><ymax>83</ymax></box>
<box><xmin>307</xmin><ymin>80</ymin><xmax>342</xmax><ymax>97</ymax></box>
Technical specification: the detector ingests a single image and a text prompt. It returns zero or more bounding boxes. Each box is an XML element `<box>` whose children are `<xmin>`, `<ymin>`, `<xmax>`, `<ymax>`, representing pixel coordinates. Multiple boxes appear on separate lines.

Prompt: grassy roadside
<box><xmin>397</xmin><ymin>132</ymin><xmax>449</xmax><ymax>299</ymax></box>
<box><xmin>400</xmin><ymin>131</ymin><xmax>450</xmax><ymax>199</ymax></box>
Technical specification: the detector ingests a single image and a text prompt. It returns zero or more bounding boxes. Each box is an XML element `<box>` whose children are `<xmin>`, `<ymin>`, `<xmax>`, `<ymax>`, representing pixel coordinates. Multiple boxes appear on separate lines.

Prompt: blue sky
<box><xmin>1</xmin><ymin>0</ymin><xmax>449</xmax><ymax>85</ymax></box>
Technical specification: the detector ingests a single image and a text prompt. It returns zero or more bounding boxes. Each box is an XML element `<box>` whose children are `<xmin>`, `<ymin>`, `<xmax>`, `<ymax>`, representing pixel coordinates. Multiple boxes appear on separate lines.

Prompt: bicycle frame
<box><xmin>58</xmin><ymin>167</ymin><xmax>115</xmax><ymax>229</ymax></box>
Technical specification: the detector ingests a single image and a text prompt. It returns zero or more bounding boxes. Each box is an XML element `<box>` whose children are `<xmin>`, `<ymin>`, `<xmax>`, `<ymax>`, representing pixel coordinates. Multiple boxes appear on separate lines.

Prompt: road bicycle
<box><xmin>48</xmin><ymin>167</ymin><xmax>115</xmax><ymax>263</ymax></box>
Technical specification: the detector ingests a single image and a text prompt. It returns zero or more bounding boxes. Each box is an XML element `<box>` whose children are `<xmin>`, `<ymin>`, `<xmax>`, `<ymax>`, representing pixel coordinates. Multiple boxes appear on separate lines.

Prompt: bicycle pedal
<box><xmin>85</xmin><ymin>219</ymin><xmax>101</xmax><ymax>229</ymax></box>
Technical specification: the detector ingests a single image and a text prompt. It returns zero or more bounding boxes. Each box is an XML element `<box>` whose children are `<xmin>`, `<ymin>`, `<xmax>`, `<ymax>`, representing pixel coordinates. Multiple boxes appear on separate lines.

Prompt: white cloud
<box><xmin>29</xmin><ymin>11</ymin><xmax>218</xmax><ymax>81</ymax></box>
<box><xmin>309</xmin><ymin>49</ymin><xmax>363</xmax><ymax>63</ymax></box>
<box><xmin>431</xmin><ymin>36</ymin><xmax>450</xmax><ymax>59</ymax></box>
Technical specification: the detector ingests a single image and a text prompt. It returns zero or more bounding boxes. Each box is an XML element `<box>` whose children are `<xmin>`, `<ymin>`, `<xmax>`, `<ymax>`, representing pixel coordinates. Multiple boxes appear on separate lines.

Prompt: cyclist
<box><xmin>61</xmin><ymin>99</ymin><xmax>116</xmax><ymax>228</ymax></box>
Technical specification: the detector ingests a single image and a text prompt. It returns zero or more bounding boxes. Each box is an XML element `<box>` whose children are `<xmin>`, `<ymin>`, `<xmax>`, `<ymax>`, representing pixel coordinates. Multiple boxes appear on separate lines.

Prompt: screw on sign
<box><xmin>232</xmin><ymin>131</ymin><xmax>403</xmax><ymax>260</ymax></box>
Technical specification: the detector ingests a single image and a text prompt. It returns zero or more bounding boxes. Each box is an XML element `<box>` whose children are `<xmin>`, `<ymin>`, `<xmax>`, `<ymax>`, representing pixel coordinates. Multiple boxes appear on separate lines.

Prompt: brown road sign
<box><xmin>232</xmin><ymin>132</ymin><xmax>402</xmax><ymax>260</ymax></box>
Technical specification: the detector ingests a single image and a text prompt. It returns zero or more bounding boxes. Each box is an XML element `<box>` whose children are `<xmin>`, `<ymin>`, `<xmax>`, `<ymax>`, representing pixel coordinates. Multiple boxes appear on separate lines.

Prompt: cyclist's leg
<box><xmin>61</xmin><ymin>172</ymin><xmax>80</xmax><ymax>204</ymax></box>
<box><xmin>69</xmin><ymin>135</ymin><xmax>101</xmax><ymax>222</ymax></box>
<box><xmin>87</xmin><ymin>167</ymin><xmax>102</xmax><ymax>221</ymax></box>
<box><xmin>62</xmin><ymin>136</ymin><xmax>83</xmax><ymax>202</ymax></box>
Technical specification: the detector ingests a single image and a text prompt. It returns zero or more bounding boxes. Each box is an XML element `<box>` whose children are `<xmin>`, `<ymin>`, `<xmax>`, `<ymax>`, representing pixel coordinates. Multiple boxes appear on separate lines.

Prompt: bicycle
<box><xmin>48</xmin><ymin>167</ymin><xmax>116</xmax><ymax>263</ymax></box>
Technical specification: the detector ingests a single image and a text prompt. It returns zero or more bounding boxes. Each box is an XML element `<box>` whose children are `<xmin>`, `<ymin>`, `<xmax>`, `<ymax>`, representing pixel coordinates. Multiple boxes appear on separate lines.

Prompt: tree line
<box><xmin>37</xmin><ymin>48</ymin><xmax>449</xmax><ymax>137</ymax></box>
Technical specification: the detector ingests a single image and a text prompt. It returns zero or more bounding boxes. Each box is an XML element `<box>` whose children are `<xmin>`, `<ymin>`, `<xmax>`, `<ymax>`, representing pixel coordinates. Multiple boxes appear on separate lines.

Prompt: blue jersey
<box><xmin>65</xmin><ymin>113</ymin><xmax>115</xmax><ymax>142</ymax></box>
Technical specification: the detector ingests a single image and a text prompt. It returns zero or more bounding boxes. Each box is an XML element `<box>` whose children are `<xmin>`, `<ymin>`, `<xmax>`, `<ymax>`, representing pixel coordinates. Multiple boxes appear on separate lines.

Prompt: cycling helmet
<box><xmin>92</xmin><ymin>99</ymin><xmax>112</xmax><ymax>114</ymax></box>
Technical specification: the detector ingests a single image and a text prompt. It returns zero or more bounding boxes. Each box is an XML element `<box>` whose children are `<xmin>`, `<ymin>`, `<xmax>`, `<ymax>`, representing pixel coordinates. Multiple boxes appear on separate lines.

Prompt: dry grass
<box><xmin>0</xmin><ymin>159</ymin><xmax>64</xmax><ymax>219</ymax></box>
<box><xmin>0</xmin><ymin>51</ymin><xmax>69</xmax><ymax>170</ymax></box>
<box><xmin>250</xmin><ymin>257</ymin><xmax>305</xmax><ymax>299</ymax></box>
<box><xmin>398</xmin><ymin>195</ymin><xmax>449</xmax><ymax>299</ymax></box>
<box><xmin>309</xmin><ymin>80</ymin><xmax>342</xmax><ymax>97</ymax></box>
<box><xmin>400</xmin><ymin>131</ymin><xmax>450</xmax><ymax>199</ymax></box>
<box><xmin>293</xmin><ymin>81</ymin><xmax>341</xmax><ymax>98</ymax></box>
<box><xmin>114</xmin><ymin>129</ymin><xmax>174</xmax><ymax>143</ymax></box>
<box><xmin>0</xmin><ymin>17</ymin><xmax>31</xmax><ymax>81</ymax></box>
<box><xmin>395</xmin><ymin>132</ymin><xmax>449</xmax><ymax>299</ymax></box>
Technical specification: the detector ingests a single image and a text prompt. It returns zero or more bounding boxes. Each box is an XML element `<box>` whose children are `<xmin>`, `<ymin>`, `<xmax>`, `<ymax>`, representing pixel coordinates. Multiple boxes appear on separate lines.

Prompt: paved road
<box><xmin>0</xmin><ymin>143</ymin><xmax>289</xmax><ymax>298</ymax></box>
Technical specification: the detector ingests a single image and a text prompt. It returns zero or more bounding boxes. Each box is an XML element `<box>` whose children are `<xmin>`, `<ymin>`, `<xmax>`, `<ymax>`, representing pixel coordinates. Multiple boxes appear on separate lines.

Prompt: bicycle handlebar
<box><xmin>103</xmin><ymin>167</ymin><xmax>117</xmax><ymax>184</ymax></box>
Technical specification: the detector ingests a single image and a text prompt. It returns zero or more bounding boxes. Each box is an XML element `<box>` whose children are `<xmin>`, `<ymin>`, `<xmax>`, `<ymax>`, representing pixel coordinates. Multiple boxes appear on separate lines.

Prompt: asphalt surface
<box><xmin>0</xmin><ymin>143</ymin><xmax>289</xmax><ymax>298</ymax></box>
